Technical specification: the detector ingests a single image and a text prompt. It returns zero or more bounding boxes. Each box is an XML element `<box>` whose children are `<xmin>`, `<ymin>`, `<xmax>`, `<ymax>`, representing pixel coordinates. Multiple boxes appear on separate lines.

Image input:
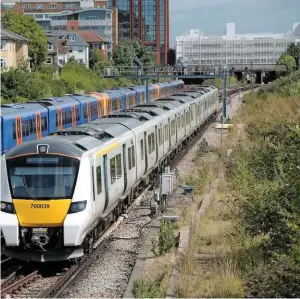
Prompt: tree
<box><xmin>278</xmin><ymin>53</ymin><xmax>296</xmax><ymax>74</ymax></box>
<box><xmin>89</xmin><ymin>48</ymin><xmax>111</xmax><ymax>74</ymax></box>
<box><xmin>113</xmin><ymin>40</ymin><xmax>155</xmax><ymax>69</ymax></box>
<box><xmin>286</xmin><ymin>42</ymin><xmax>300</xmax><ymax>67</ymax></box>
<box><xmin>2</xmin><ymin>12</ymin><xmax>48</xmax><ymax>70</ymax></box>
<box><xmin>167</xmin><ymin>48</ymin><xmax>176</xmax><ymax>66</ymax></box>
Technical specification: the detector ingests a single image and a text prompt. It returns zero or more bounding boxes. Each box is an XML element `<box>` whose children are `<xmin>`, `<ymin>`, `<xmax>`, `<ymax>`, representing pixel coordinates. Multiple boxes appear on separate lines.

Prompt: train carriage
<box><xmin>1</xmin><ymin>84</ymin><xmax>218</xmax><ymax>262</ymax></box>
<box><xmin>29</xmin><ymin>96</ymin><xmax>81</xmax><ymax>134</ymax></box>
<box><xmin>1</xmin><ymin>103</ymin><xmax>49</xmax><ymax>154</ymax></box>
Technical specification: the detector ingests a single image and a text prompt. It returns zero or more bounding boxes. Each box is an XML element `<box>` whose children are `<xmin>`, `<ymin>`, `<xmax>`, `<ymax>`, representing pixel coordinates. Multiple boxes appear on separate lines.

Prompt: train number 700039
<box><xmin>30</xmin><ymin>204</ymin><xmax>50</xmax><ymax>209</ymax></box>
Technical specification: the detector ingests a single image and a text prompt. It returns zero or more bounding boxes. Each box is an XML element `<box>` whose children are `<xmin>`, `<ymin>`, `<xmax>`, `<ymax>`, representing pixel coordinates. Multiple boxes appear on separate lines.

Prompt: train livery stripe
<box><xmin>58</xmin><ymin>108</ymin><xmax>63</xmax><ymax>131</ymax></box>
<box><xmin>16</xmin><ymin>116</ymin><xmax>22</xmax><ymax>145</ymax></box>
<box><xmin>13</xmin><ymin>199</ymin><xmax>72</xmax><ymax>227</ymax></box>
<box><xmin>36</xmin><ymin>112</ymin><xmax>42</xmax><ymax>139</ymax></box>
<box><xmin>95</xmin><ymin>141</ymin><xmax>120</xmax><ymax>157</ymax></box>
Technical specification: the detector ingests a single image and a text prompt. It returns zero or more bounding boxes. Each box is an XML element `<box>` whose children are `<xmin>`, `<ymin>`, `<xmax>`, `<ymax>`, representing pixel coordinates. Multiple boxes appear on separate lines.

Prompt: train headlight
<box><xmin>1</xmin><ymin>202</ymin><xmax>15</xmax><ymax>214</ymax></box>
<box><xmin>68</xmin><ymin>201</ymin><xmax>87</xmax><ymax>214</ymax></box>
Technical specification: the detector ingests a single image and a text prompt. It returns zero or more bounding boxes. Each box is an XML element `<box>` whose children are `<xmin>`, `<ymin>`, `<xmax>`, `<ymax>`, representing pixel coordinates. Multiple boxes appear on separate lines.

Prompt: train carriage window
<box><xmin>13</xmin><ymin>123</ymin><xmax>16</xmax><ymax>140</ymax></box>
<box><xmin>181</xmin><ymin>115</ymin><xmax>184</xmax><ymax>128</ymax></box>
<box><xmin>22</xmin><ymin>122</ymin><xmax>25</xmax><ymax>137</ymax></box>
<box><xmin>56</xmin><ymin>113</ymin><xmax>58</xmax><ymax>127</ymax></box>
<box><xmin>112</xmin><ymin>99</ymin><xmax>117</xmax><ymax>111</ymax></box>
<box><xmin>132</xmin><ymin>146</ymin><xmax>135</xmax><ymax>167</ymax></box>
<box><xmin>84</xmin><ymin>106</ymin><xmax>88</xmax><ymax>119</ymax></box>
<box><xmin>191</xmin><ymin>109</ymin><xmax>194</xmax><ymax>122</ymax></box>
<box><xmin>128</xmin><ymin>147</ymin><xmax>132</xmax><ymax>170</ymax></box>
<box><xmin>177</xmin><ymin>117</ymin><xmax>181</xmax><ymax>130</ymax></box>
<box><xmin>171</xmin><ymin>120</ymin><xmax>175</xmax><ymax>136</ymax></box>
<box><xmin>96</xmin><ymin>166</ymin><xmax>102</xmax><ymax>194</ymax></box>
<box><xmin>29</xmin><ymin>119</ymin><xmax>33</xmax><ymax>134</ymax></box>
<box><xmin>164</xmin><ymin>125</ymin><xmax>169</xmax><ymax>141</ymax></box>
<box><xmin>110</xmin><ymin>157</ymin><xmax>116</xmax><ymax>184</ymax></box>
<box><xmin>158</xmin><ymin>128</ymin><xmax>163</xmax><ymax>146</ymax></box>
<box><xmin>140</xmin><ymin>139</ymin><xmax>144</xmax><ymax>160</ymax></box>
<box><xmin>41</xmin><ymin>117</ymin><xmax>45</xmax><ymax>131</ymax></box>
<box><xmin>76</xmin><ymin>107</ymin><xmax>80</xmax><ymax>121</ymax></box>
<box><xmin>148</xmin><ymin>134</ymin><xmax>152</xmax><ymax>153</ymax></box>
<box><xmin>44</xmin><ymin>117</ymin><xmax>48</xmax><ymax>130</ymax></box>
<box><xmin>128</xmin><ymin>146</ymin><xmax>135</xmax><ymax>170</ymax></box>
<box><xmin>33</xmin><ymin>119</ymin><xmax>36</xmax><ymax>133</ymax></box>
<box><xmin>116</xmin><ymin>153</ymin><xmax>122</xmax><ymax>179</ymax></box>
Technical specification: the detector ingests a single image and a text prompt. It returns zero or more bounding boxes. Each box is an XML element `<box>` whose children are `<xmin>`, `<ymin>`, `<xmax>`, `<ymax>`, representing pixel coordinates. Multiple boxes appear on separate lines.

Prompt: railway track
<box><xmin>1</xmin><ymin>84</ymin><xmax>257</xmax><ymax>299</ymax></box>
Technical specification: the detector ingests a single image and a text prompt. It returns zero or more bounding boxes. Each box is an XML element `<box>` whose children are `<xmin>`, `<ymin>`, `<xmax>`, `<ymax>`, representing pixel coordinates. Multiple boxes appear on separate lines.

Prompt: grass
<box><xmin>176</xmin><ymin>180</ymin><xmax>264</xmax><ymax>298</ymax></box>
<box><xmin>132</xmin><ymin>253</ymin><xmax>175</xmax><ymax>298</ymax></box>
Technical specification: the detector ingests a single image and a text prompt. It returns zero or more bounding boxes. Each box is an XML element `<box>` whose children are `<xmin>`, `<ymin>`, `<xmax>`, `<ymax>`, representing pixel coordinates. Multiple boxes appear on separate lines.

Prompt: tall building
<box><xmin>176</xmin><ymin>23</ymin><xmax>298</xmax><ymax>67</ymax></box>
<box><xmin>107</xmin><ymin>0</ymin><xmax>169</xmax><ymax>65</ymax></box>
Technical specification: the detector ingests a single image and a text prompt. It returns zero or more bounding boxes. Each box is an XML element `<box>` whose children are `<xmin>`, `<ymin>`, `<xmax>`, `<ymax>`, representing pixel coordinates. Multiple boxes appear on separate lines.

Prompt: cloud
<box><xmin>169</xmin><ymin>0</ymin><xmax>300</xmax><ymax>46</ymax></box>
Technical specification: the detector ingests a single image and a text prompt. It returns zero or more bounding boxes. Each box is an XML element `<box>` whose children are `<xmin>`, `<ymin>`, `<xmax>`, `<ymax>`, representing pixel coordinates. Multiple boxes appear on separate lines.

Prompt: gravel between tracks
<box><xmin>61</xmin><ymin>93</ymin><xmax>244</xmax><ymax>298</ymax></box>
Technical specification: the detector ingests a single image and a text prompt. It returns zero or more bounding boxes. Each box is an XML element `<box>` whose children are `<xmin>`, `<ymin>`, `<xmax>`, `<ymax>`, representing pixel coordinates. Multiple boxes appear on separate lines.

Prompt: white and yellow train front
<box><xmin>1</xmin><ymin>140</ymin><xmax>94</xmax><ymax>262</ymax></box>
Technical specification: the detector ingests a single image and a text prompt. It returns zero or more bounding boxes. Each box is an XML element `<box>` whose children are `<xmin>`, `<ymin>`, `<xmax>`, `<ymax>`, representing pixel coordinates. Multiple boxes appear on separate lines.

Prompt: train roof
<box><xmin>1</xmin><ymin>103</ymin><xmax>48</xmax><ymax>118</ymax></box>
<box><xmin>29</xmin><ymin>96</ymin><xmax>79</xmax><ymax>107</ymax></box>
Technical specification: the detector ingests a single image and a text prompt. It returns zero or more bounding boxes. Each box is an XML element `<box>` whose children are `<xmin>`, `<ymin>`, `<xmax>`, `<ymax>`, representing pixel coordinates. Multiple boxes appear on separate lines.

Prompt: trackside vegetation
<box><xmin>176</xmin><ymin>70</ymin><xmax>300</xmax><ymax>298</ymax></box>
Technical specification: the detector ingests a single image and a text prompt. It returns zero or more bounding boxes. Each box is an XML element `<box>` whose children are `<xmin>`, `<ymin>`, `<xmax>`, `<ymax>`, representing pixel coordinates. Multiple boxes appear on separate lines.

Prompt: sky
<box><xmin>169</xmin><ymin>0</ymin><xmax>300</xmax><ymax>46</ymax></box>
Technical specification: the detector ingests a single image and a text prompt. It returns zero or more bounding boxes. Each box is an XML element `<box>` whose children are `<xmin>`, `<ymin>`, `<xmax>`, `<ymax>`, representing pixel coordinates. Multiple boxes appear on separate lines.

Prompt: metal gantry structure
<box><xmin>104</xmin><ymin>66</ymin><xmax>229</xmax><ymax>121</ymax></box>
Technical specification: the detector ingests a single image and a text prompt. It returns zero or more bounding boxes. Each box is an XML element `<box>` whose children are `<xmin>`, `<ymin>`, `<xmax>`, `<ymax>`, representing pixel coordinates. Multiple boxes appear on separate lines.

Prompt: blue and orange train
<box><xmin>0</xmin><ymin>80</ymin><xmax>184</xmax><ymax>154</ymax></box>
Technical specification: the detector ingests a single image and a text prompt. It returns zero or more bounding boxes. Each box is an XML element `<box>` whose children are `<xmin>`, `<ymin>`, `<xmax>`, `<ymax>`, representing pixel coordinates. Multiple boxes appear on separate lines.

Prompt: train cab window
<box><xmin>96</xmin><ymin>166</ymin><xmax>102</xmax><ymax>194</ymax></box>
<box><xmin>13</xmin><ymin>123</ymin><xmax>16</xmax><ymax>140</ymax></box>
<box><xmin>116</xmin><ymin>153</ymin><xmax>122</xmax><ymax>179</ymax></box>
<box><xmin>140</xmin><ymin>139</ymin><xmax>144</xmax><ymax>160</ymax></box>
<box><xmin>56</xmin><ymin>113</ymin><xmax>58</xmax><ymax>127</ymax></box>
<box><xmin>158</xmin><ymin>128</ymin><xmax>163</xmax><ymax>146</ymax></box>
<box><xmin>164</xmin><ymin>125</ymin><xmax>169</xmax><ymax>141</ymax></box>
<box><xmin>110</xmin><ymin>157</ymin><xmax>116</xmax><ymax>184</ymax></box>
<box><xmin>25</xmin><ymin>121</ymin><xmax>29</xmax><ymax>136</ymax></box>
<box><xmin>41</xmin><ymin>117</ymin><xmax>45</xmax><ymax>131</ymax></box>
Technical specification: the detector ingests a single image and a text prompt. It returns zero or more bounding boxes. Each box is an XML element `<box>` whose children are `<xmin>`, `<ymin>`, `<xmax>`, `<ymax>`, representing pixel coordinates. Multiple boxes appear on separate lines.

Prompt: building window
<box><xmin>35</xmin><ymin>4</ymin><xmax>42</xmax><ymax>9</ymax></box>
<box><xmin>1</xmin><ymin>40</ymin><xmax>6</xmax><ymax>50</ymax></box>
<box><xmin>69</xmin><ymin>36</ymin><xmax>75</xmax><ymax>41</ymax></box>
<box><xmin>48</xmin><ymin>44</ymin><xmax>52</xmax><ymax>51</ymax></box>
<box><xmin>1</xmin><ymin>58</ymin><xmax>7</xmax><ymax>69</ymax></box>
<box><xmin>49</xmin><ymin>3</ymin><xmax>57</xmax><ymax>9</ymax></box>
<box><xmin>23</xmin><ymin>4</ymin><xmax>31</xmax><ymax>9</ymax></box>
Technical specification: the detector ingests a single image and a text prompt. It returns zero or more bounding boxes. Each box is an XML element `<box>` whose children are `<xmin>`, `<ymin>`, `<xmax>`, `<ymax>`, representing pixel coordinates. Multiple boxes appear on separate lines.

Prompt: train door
<box><xmin>103</xmin><ymin>154</ymin><xmax>109</xmax><ymax>212</ymax></box>
<box><xmin>71</xmin><ymin>105</ymin><xmax>76</xmax><ymax>127</ymax></box>
<box><xmin>122</xmin><ymin>144</ymin><xmax>127</xmax><ymax>194</ymax></box>
<box><xmin>175</xmin><ymin>114</ymin><xmax>178</xmax><ymax>143</ymax></box>
<box><xmin>36</xmin><ymin>112</ymin><xmax>42</xmax><ymax>139</ymax></box>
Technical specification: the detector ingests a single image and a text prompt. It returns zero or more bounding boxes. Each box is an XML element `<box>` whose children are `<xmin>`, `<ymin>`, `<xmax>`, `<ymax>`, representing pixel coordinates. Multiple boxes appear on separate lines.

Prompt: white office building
<box><xmin>175</xmin><ymin>23</ymin><xmax>299</xmax><ymax>67</ymax></box>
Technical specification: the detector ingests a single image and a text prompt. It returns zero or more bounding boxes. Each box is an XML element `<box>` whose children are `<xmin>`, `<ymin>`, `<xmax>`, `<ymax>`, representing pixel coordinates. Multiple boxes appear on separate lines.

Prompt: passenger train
<box><xmin>1</xmin><ymin>85</ymin><xmax>219</xmax><ymax>262</ymax></box>
<box><xmin>0</xmin><ymin>80</ymin><xmax>184</xmax><ymax>154</ymax></box>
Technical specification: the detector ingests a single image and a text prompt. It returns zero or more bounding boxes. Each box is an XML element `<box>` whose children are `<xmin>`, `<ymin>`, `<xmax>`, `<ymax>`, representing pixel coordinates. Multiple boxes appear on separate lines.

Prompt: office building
<box><xmin>175</xmin><ymin>23</ymin><xmax>298</xmax><ymax>67</ymax></box>
<box><xmin>107</xmin><ymin>0</ymin><xmax>169</xmax><ymax>65</ymax></box>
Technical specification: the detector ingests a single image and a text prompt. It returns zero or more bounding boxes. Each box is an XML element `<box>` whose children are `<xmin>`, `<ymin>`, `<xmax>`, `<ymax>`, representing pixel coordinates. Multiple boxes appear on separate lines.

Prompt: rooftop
<box><xmin>74</xmin><ymin>30</ymin><xmax>105</xmax><ymax>43</ymax></box>
<box><xmin>1</xmin><ymin>28</ymin><xmax>28</xmax><ymax>42</ymax></box>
